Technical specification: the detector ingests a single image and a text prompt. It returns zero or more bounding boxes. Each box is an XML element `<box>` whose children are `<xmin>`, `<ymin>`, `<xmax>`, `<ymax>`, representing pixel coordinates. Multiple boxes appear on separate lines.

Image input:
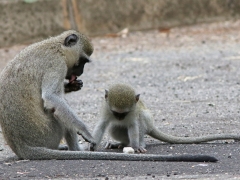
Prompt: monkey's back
<box><xmin>0</xmin><ymin>42</ymin><xmax>64</xmax><ymax>155</ymax></box>
<box><xmin>136</xmin><ymin>99</ymin><xmax>156</xmax><ymax>134</ymax></box>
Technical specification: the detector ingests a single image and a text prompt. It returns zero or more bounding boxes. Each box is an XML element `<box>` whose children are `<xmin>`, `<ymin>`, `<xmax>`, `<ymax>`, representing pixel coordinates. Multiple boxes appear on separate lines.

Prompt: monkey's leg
<box><xmin>138</xmin><ymin>133</ymin><xmax>147</xmax><ymax>153</ymax></box>
<box><xmin>58</xmin><ymin>144</ymin><xmax>69</xmax><ymax>150</ymax></box>
<box><xmin>65</xmin><ymin>130</ymin><xmax>82</xmax><ymax>151</ymax></box>
<box><xmin>42</xmin><ymin>92</ymin><xmax>95</xmax><ymax>144</ymax></box>
<box><xmin>58</xmin><ymin>138</ymin><xmax>69</xmax><ymax>151</ymax></box>
<box><xmin>128</xmin><ymin>123</ymin><xmax>147</xmax><ymax>153</ymax></box>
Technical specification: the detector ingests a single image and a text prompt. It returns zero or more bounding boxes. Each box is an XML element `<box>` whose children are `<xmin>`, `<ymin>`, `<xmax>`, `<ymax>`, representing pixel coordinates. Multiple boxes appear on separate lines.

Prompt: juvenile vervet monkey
<box><xmin>0</xmin><ymin>31</ymin><xmax>217</xmax><ymax>162</ymax></box>
<box><xmin>93</xmin><ymin>83</ymin><xmax>240</xmax><ymax>153</ymax></box>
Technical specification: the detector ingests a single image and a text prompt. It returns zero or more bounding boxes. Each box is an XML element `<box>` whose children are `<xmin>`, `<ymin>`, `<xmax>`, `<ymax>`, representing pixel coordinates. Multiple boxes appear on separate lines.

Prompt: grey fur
<box><xmin>94</xmin><ymin>83</ymin><xmax>240</xmax><ymax>151</ymax></box>
<box><xmin>93</xmin><ymin>83</ymin><xmax>239</xmax><ymax>159</ymax></box>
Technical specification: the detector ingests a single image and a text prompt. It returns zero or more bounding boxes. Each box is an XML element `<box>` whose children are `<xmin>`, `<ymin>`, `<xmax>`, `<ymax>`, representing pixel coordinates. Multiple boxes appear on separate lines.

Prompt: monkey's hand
<box><xmin>78</xmin><ymin>132</ymin><xmax>96</xmax><ymax>151</ymax></box>
<box><xmin>64</xmin><ymin>79</ymin><xmax>83</xmax><ymax>93</ymax></box>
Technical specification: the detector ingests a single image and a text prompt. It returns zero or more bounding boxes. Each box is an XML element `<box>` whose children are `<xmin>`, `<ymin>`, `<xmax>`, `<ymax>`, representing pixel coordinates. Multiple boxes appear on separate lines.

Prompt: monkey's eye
<box><xmin>64</xmin><ymin>34</ymin><xmax>79</xmax><ymax>47</ymax></box>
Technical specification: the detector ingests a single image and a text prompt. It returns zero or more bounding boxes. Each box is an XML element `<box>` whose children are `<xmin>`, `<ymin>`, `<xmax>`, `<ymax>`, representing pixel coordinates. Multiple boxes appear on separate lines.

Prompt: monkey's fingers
<box><xmin>64</xmin><ymin>80</ymin><xmax>83</xmax><ymax>92</ymax></box>
<box><xmin>64</xmin><ymin>84</ymin><xmax>75</xmax><ymax>93</ymax></box>
<box><xmin>79</xmin><ymin>132</ymin><xmax>96</xmax><ymax>146</ymax></box>
<box><xmin>105</xmin><ymin>142</ymin><xmax>111</xmax><ymax>149</ymax></box>
<box><xmin>70</xmin><ymin>79</ymin><xmax>83</xmax><ymax>86</ymax></box>
<box><xmin>79</xmin><ymin>133</ymin><xmax>90</xmax><ymax>142</ymax></box>
<box><xmin>71</xmin><ymin>80</ymin><xmax>83</xmax><ymax>91</ymax></box>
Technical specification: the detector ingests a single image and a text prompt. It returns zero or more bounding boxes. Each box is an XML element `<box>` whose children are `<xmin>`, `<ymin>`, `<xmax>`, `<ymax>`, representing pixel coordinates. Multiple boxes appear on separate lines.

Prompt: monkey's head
<box><xmin>105</xmin><ymin>83</ymin><xmax>140</xmax><ymax>120</ymax></box>
<box><xmin>59</xmin><ymin>30</ymin><xmax>93</xmax><ymax>83</ymax></box>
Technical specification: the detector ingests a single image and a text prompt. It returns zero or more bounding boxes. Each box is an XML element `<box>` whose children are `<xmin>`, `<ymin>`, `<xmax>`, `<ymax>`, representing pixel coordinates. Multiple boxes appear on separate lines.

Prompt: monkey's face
<box><xmin>62</xmin><ymin>31</ymin><xmax>93</xmax><ymax>83</ymax></box>
<box><xmin>65</xmin><ymin>55</ymin><xmax>91</xmax><ymax>83</ymax></box>
<box><xmin>105</xmin><ymin>84</ymin><xmax>140</xmax><ymax>121</ymax></box>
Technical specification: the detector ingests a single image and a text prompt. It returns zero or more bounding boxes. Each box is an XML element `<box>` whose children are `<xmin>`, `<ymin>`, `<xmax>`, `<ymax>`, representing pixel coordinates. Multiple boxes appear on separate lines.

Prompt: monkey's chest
<box><xmin>109</xmin><ymin>125</ymin><xmax>129</xmax><ymax>142</ymax></box>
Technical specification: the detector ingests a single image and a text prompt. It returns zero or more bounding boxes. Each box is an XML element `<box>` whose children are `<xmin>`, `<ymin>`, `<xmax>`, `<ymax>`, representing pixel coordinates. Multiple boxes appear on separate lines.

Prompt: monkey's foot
<box><xmin>105</xmin><ymin>142</ymin><xmax>124</xmax><ymax>149</ymax></box>
<box><xmin>133</xmin><ymin>146</ymin><xmax>147</xmax><ymax>153</ymax></box>
<box><xmin>90</xmin><ymin>143</ymin><xmax>96</xmax><ymax>151</ymax></box>
<box><xmin>58</xmin><ymin>144</ymin><xmax>69</xmax><ymax>150</ymax></box>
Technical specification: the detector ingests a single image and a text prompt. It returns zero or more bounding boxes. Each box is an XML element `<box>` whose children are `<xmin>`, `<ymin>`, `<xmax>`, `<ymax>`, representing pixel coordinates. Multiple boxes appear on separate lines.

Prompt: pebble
<box><xmin>123</xmin><ymin>147</ymin><xmax>135</xmax><ymax>154</ymax></box>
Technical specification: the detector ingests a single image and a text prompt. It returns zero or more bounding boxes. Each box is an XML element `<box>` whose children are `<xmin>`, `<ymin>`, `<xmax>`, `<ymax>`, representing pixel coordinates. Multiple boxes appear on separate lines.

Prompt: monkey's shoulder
<box><xmin>137</xmin><ymin>100</ymin><xmax>147</xmax><ymax>110</ymax></box>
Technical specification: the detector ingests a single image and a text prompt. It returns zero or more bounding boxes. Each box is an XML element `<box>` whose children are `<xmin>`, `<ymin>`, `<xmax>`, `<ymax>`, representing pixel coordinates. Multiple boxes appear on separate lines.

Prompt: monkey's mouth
<box><xmin>68</xmin><ymin>74</ymin><xmax>77</xmax><ymax>83</ymax></box>
<box><xmin>112</xmin><ymin>111</ymin><xmax>129</xmax><ymax>121</ymax></box>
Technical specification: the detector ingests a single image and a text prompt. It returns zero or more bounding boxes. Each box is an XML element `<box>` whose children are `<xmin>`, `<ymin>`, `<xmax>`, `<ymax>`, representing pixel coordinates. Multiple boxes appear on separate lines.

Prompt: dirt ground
<box><xmin>1</xmin><ymin>20</ymin><xmax>240</xmax><ymax>179</ymax></box>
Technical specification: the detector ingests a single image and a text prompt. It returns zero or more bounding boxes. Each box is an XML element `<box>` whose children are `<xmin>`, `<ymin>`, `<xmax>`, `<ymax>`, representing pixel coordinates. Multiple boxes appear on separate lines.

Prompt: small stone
<box><xmin>123</xmin><ymin>147</ymin><xmax>134</xmax><ymax>154</ymax></box>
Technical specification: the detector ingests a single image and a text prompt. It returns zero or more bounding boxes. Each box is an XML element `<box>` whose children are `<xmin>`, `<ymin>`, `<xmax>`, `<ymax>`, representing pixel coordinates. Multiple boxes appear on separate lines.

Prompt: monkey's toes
<box><xmin>134</xmin><ymin>147</ymin><xmax>147</xmax><ymax>153</ymax></box>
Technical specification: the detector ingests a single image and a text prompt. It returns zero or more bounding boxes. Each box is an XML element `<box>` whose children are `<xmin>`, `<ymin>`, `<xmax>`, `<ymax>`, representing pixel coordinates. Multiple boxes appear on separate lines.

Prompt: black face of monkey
<box><xmin>111</xmin><ymin>110</ymin><xmax>129</xmax><ymax>120</ymax></box>
<box><xmin>65</xmin><ymin>55</ymin><xmax>91</xmax><ymax>82</ymax></box>
<box><xmin>72</xmin><ymin>55</ymin><xmax>91</xmax><ymax>77</ymax></box>
<box><xmin>64</xmin><ymin>34</ymin><xmax>91</xmax><ymax>81</ymax></box>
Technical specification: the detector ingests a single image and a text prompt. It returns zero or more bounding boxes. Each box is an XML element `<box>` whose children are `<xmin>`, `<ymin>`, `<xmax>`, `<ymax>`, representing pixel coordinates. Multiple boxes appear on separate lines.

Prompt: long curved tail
<box><xmin>148</xmin><ymin>128</ymin><xmax>240</xmax><ymax>144</ymax></box>
<box><xmin>19</xmin><ymin>146</ymin><xmax>217</xmax><ymax>162</ymax></box>
<box><xmin>80</xmin><ymin>152</ymin><xmax>218</xmax><ymax>162</ymax></box>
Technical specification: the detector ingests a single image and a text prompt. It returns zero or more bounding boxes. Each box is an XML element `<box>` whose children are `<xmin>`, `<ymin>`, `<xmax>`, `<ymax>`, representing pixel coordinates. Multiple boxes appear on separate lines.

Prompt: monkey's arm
<box><xmin>43</xmin><ymin>92</ymin><xmax>94</xmax><ymax>142</ymax></box>
<box><xmin>41</xmin><ymin>70</ymin><xmax>95</xmax><ymax>144</ymax></box>
<box><xmin>92</xmin><ymin>120</ymin><xmax>109</xmax><ymax>150</ymax></box>
<box><xmin>128</xmin><ymin>121</ymin><xmax>147</xmax><ymax>153</ymax></box>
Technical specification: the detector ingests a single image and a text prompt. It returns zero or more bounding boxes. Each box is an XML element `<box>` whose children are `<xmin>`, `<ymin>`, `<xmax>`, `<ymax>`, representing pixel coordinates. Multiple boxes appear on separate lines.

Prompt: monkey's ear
<box><xmin>136</xmin><ymin>94</ymin><xmax>140</xmax><ymax>102</ymax></box>
<box><xmin>64</xmin><ymin>34</ymin><xmax>79</xmax><ymax>47</ymax></box>
<box><xmin>105</xmin><ymin>89</ymin><xmax>109</xmax><ymax>99</ymax></box>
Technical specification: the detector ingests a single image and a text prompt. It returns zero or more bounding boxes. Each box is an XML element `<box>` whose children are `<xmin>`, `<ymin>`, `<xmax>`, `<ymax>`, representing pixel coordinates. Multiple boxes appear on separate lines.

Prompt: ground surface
<box><xmin>1</xmin><ymin>20</ymin><xmax>240</xmax><ymax>179</ymax></box>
